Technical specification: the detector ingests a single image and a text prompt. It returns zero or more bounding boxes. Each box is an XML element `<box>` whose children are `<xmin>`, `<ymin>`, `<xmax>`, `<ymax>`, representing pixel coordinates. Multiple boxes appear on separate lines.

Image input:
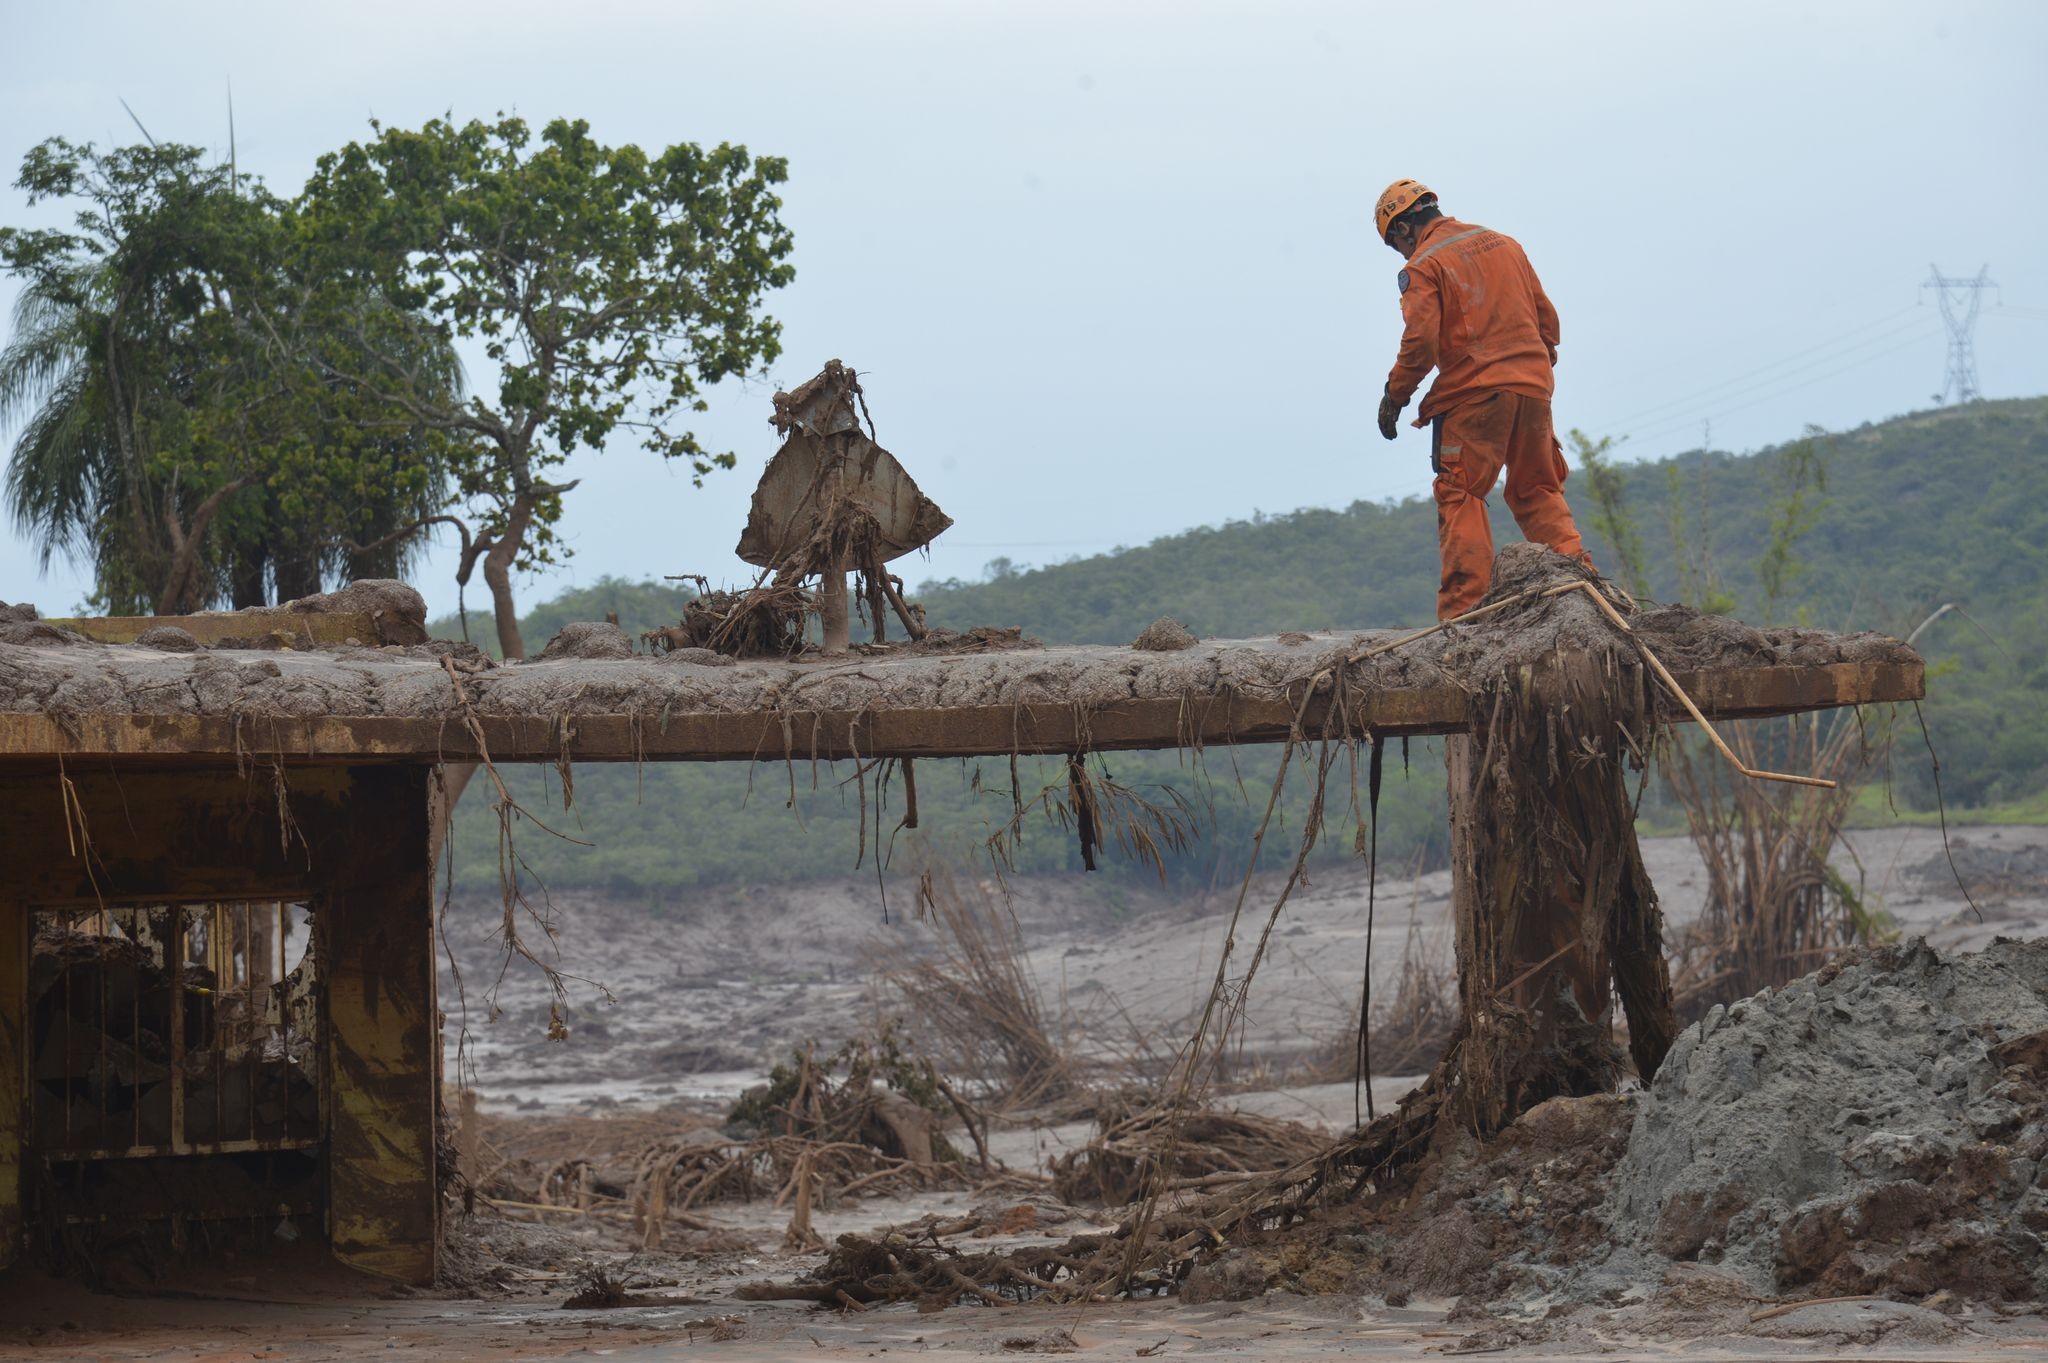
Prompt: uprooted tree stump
<box><xmin>1442</xmin><ymin>646</ymin><xmax>1678</xmax><ymax>1131</ymax></box>
<box><xmin>1326</xmin><ymin>553</ymin><xmax>1682</xmax><ymax>1190</ymax></box>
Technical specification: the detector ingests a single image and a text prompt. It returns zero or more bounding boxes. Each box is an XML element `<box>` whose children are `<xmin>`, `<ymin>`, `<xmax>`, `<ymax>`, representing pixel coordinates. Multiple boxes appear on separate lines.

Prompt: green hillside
<box><xmin>444</xmin><ymin>399</ymin><xmax>2048</xmax><ymax>897</ymax></box>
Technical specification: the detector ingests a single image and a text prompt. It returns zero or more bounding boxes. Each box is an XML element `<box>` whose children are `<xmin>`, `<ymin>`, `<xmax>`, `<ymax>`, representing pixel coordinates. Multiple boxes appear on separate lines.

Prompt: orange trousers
<box><xmin>1431</xmin><ymin>391</ymin><xmax>1595</xmax><ymax>620</ymax></box>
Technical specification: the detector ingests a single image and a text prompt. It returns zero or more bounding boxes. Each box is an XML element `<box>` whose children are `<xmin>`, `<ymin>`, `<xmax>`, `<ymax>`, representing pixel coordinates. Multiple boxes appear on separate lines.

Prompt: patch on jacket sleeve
<box><xmin>1397</xmin><ymin>269</ymin><xmax>1411</xmax><ymax>295</ymax></box>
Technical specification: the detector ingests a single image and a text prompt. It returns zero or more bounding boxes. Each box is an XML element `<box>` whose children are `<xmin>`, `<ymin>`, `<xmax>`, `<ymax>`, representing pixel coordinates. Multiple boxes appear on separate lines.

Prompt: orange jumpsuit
<box><xmin>1384</xmin><ymin>216</ymin><xmax>1595</xmax><ymax>619</ymax></box>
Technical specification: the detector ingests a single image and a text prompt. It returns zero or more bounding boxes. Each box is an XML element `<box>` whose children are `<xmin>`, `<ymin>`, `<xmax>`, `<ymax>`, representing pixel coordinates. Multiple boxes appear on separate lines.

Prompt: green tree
<box><xmin>287</xmin><ymin>115</ymin><xmax>796</xmax><ymax>657</ymax></box>
<box><xmin>1569</xmin><ymin>428</ymin><xmax>1649</xmax><ymax>597</ymax></box>
<box><xmin>1</xmin><ymin>139</ymin><xmax>268</xmax><ymax>610</ymax></box>
<box><xmin>1755</xmin><ymin>428</ymin><xmax>1829</xmax><ymax>624</ymax></box>
<box><xmin>0</xmin><ymin>137</ymin><xmax>462</xmax><ymax>611</ymax></box>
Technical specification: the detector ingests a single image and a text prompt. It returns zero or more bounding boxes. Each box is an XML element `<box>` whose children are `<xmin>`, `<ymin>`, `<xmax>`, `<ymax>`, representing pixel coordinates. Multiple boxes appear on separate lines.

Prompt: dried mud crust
<box><xmin>0</xmin><ymin>550</ymin><xmax>1914</xmax><ymax>725</ymax></box>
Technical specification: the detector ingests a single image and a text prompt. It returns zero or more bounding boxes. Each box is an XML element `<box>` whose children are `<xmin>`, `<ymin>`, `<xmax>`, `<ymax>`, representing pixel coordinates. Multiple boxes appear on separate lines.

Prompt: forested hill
<box><xmin>440</xmin><ymin>399</ymin><xmax>2047</xmax><ymax>897</ymax></box>
<box><xmin>909</xmin><ymin>398</ymin><xmax>2048</xmax><ymax>648</ymax></box>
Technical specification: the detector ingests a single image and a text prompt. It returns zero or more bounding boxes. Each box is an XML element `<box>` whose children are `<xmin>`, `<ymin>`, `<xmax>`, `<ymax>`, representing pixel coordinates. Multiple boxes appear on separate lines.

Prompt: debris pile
<box><xmin>1051</xmin><ymin>1100</ymin><xmax>1326</xmax><ymax>1207</ymax></box>
<box><xmin>641</xmin><ymin>583</ymin><xmax>811</xmax><ymax>660</ymax></box>
<box><xmin>732</xmin><ymin>937</ymin><xmax>2048</xmax><ymax>1321</ymax></box>
<box><xmin>643</xmin><ymin>360</ymin><xmax>952</xmax><ymax>659</ymax></box>
<box><xmin>474</xmin><ymin>1029</ymin><xmax>1040</xmax><ymax>1255</ymax></box>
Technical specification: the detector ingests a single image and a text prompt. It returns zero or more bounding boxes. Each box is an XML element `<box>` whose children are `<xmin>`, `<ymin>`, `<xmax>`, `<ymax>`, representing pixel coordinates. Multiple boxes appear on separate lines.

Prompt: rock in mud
<box><xmin>1131</xmin><ymin>617</ymin><xmax>1196</xmax><ymax>652</ymax></box>
<box><xmin>534</xmin><ymin>621</ymin><xmax>635</xmax><ymax>661</ymax></box>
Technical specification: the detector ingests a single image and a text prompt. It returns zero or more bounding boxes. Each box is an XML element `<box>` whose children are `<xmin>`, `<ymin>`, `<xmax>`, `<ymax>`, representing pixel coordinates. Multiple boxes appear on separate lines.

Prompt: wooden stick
<box><xmin>1748</xmin><ymin>1293</ymin><xmax>1885</xmax><ymax>1323</ymax></box>
<box><xmin>1562</xmin><ymin>582</ymin><xmax>1836</xmax><ymax>789</ymax></box>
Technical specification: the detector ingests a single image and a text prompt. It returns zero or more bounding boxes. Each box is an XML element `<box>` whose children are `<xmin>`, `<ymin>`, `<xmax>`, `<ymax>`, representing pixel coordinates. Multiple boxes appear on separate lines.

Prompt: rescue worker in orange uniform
<box><xmin>1373</xmin><ymin>180</ymin><xmax>1596</xmax><ymax>620</ymax></box>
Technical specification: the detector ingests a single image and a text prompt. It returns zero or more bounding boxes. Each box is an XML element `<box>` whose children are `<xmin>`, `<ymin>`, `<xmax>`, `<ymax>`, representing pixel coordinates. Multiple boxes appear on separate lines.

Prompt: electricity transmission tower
<box><xmin>1922</xmin><ymin>264</ymin><xmax>1998</xmax><ymax>404</ymax></box>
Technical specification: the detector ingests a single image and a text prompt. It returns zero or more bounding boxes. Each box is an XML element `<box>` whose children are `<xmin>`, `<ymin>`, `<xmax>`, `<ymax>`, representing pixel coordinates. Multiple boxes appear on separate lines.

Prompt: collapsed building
<box><xmin>0</xmin><ymin>569</ymin><xmax>1922</xmax><ymax>1282</ymax></box>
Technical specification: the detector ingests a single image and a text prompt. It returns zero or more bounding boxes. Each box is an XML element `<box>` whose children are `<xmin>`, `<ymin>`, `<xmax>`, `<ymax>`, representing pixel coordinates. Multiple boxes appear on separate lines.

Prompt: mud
<box><xmin>0</xmin><ymin>600</ymin><xmax>86</xmax><ymax>648</ymax></box>
<box><xmin>1610</xmin><ymin>935</ymin><xmax>2048</xmax><ymax>1301</ymax></box>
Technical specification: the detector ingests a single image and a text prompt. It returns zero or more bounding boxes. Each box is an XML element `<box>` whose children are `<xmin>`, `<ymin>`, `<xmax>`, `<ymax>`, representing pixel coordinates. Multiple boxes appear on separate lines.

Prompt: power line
<box><xmin>1591</xmin><ymin>322</ymin><xmax>1939</xmax><ymax>444</ymax></box>
<box><xmin>1589</xmin><ymin>302</ymin><xmax>1925</xmax><ymax>427</ymax></box>
<box><xmin>1590</xmin><ymin>309</ymin><xmax>1928</xmax><ymax>432</ymax></box>
<box><xmin>1922</xmin><ymin>264</ymin><xmax>1999</xmax><ymax>404</ymax></box>
<box><xmin>1620</xmin><ymin>325</ymin><xmax>1942</xmax><ymax>448</ymax></box>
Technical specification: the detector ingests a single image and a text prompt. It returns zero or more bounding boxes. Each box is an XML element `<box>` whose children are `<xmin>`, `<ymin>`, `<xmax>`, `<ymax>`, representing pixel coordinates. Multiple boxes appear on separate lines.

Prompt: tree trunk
<box><xmin>483</xmin><ymin>491</ymin><xmax>535</xmax><ymax>661</ymax></box>
<box><xmin>1442</xmin><ymin>650</ymin><xmax>1678</xmax><ymax>1138</ymax></box>
<box><xmin>271</xmin><ymin>541</ymin><xmax>323</xmax><ymax>606</ymax></box>
<box><xmin>230</xmin><ymin>546</ymin><xmax>269</xmax><ymax>610</ymax></box>
<box><xmin>156</xmin><ymin>478</ymin><xmax>254</xmax><ymax>614</ymax></box>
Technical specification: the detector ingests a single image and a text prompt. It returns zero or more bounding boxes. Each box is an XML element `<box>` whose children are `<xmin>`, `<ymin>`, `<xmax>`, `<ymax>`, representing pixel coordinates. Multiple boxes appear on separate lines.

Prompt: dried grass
<box><xmin>1049</xmin><ymin>1099</ymin><xmax>1328</xmax><ymax>1206</ymax></box>
<box><xmin>883</xmin><ymin>865</ymin><xmax>1079</xmax><ymax>1109</ymax></box>
<box><xmin>1661</xmin><ymin>706</ymin><xmax>1892</xmax><ymax>1018</ymax></box>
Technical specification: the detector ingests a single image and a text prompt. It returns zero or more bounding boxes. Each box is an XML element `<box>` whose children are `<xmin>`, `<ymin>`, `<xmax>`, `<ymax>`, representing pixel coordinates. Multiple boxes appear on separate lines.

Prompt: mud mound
<box><xmin>133</xmin><ymin>625</ymin><xmax>200</xmax><ymax>653</ymax></box>
<box><xmin>1163</xmin><ymin>938</ymin><xmax>2048</xmax><ymax>1327</ymax></box>
<box><xmin>282</xmin><ymin>578</ymin><xmax>429</xmax><ymax>644</ymax></box>
<box><xmin>1131</xmin><ymin>618</ymin><xmax>1196</xmax><ymax>652</ymax></box>
<box><xmin>1915</xmin><ymin>839</ymin><xmax>2048</xmax><ymax>899</ymax></box>
<box><xmin>534</xmin><ymin>622</ymin><xmax>635</xmax><ymax>661</ymax></box>
<box><xmin>1446</xmin><ymin>543</ymin><xmax>1912</xmax><ymax>676</ymax></box>
<box><xmin>1611</xmin><ymin>937</ymin><xmax>2048</xmax><ymax>1301</ymax></box>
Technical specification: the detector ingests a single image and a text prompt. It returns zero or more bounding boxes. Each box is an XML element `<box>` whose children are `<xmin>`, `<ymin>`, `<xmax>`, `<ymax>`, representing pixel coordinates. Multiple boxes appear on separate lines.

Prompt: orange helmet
<box><xmin>1375</xmin><ymin>179</ymin><xmax>1435</xmax><ymax>241</ymax></box>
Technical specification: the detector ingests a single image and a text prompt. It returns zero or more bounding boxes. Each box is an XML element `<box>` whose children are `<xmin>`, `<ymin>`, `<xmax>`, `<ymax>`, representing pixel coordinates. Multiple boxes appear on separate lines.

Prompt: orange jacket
<box><xmin>1385</xmin><ymin>216</ymin><xmax>1559</xmax><ymax>425</ymax></box>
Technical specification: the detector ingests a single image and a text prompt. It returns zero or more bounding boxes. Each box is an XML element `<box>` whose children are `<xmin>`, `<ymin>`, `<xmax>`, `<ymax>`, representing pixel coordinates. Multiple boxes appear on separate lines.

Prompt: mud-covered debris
<box><xmin>1000</xmin><ymin>1328</ymin><xmax>1078</xmax><ymax>1352</ymax></box>
<box><xmin>280</xmin><ymin>578</ymin><xmax>429</xmax><ymax>645</ymax></box>
<box><xmin>894</xmin><ymin>625</ymin><xmax>1035</xmax><ymax>655</ymax></box>
<box><xmin>133</xmin><ymin>625</ymin><xmax>201</xmax><ymax>653</ymax></box>
<box><xmin>560</xmin><ymin>1260</ymin><xmax>705</xmax><ymax>1310</ymax></box>
<box><xmin>1052</xmin><ymin>1101</ymin><xmax>1325</xmax><ymax>1206</ymax></box>
<box><xmin>653</xmin><ymin>646</ymin><xmax>737</xmax><ymax>668</ymax></box>
<box><xmin>0</xmin><ymin>601</ymin><xmax>36</xmax><ymax>623</ymax></box>
<box><xmin>645</xmin><ymin>586</ymin><xmax>810</xmax><ymax>659</ymax></box>
<box><xmin>534</xmin><ymin>621</ymin><xmax>635</xmax><ymax>662</ymax></box>
<box><xmin>0</xmin><ymin>620</ymin><xmax>85</xmax><ymax>647</ymax></box>
<box><xmin>1131</xmin><ymin>617</ymin><xmax>1197</xmax><ymax>652</ymax></box>
<box><xmin>1278</xmin><ymin>631</ymin><xmax>1314</xmax><ymax>647</ymax></box>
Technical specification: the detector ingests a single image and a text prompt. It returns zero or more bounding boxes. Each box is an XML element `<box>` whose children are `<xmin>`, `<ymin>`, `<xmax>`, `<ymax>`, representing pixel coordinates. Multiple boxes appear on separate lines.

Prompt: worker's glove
<box><xmin>1377</xmin><ymin>389</ymin><xmax>1404</xmax><ymax>441</ymax></box>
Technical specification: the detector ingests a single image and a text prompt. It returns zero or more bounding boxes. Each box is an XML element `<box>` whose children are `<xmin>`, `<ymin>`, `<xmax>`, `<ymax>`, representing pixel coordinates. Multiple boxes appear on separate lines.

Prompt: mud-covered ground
<box><xmin>1</xmin><ymin>823</ymin><xmax>2038</xmax><ymax>1361</ymax></box>
<box><xmin>444</xmin><ymin>822</ymin><xmax>2048</xmax><ymax>1118</ymax></box>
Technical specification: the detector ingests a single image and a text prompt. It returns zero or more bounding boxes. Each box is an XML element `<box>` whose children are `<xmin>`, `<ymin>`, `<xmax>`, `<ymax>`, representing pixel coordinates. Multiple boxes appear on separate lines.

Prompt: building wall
<box><xmin>0</xmin><ymin>763</ymin><xmax>438</xmax><ymax>1283</ymax></box>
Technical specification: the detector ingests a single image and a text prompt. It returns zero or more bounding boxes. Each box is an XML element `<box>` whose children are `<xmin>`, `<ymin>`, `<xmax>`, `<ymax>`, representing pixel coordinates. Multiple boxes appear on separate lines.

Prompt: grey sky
<box><xmin>4</xmin><ymin>0</ymin><xmax>2043</xmax><ymax>619</ymax></box>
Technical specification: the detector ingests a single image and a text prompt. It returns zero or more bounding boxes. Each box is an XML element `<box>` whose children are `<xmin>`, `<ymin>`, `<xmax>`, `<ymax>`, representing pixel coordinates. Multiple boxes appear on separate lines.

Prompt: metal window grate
<box><xmin>29</xmin><ymin>901</ymin><xmax>322</xmax><ymax>1159</ymax></box>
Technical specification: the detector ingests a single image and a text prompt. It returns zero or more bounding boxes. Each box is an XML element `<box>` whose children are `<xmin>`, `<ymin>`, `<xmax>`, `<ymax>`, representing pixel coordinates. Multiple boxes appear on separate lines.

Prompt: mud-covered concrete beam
<box><xmin>0</xmin><ymin>550</ymin><xmax>1927</xmax><ymax>766</ymax></box>
<box><xmin>0</xmin><ymin>659</ymin><xmax>1923</xmax><ymax>765</ymax></box>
